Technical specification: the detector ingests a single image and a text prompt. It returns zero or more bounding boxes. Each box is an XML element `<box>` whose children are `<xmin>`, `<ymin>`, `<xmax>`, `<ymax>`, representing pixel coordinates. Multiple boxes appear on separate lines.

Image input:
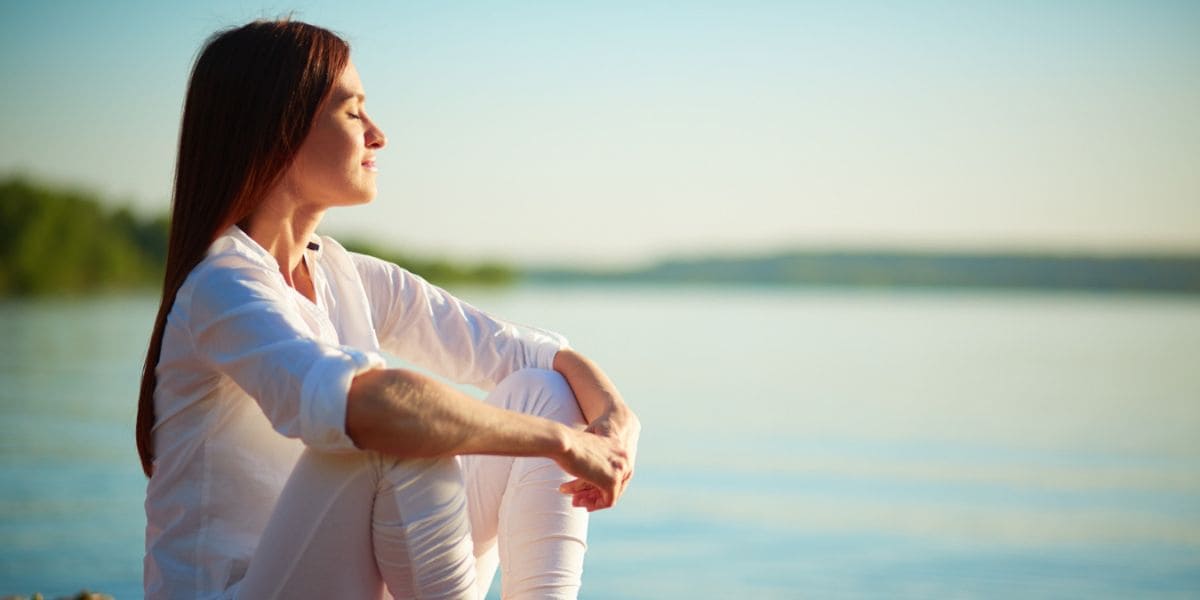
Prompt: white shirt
<box><xmin>144</xmin><ymin>226</ymin><xmax>566</xmax><ymax>599</ymax></box>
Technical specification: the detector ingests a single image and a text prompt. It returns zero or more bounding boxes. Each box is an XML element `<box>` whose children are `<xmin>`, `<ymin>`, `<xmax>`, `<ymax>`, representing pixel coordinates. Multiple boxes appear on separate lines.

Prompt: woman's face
<box><xmin>285</xmin><ymin>61</ymin><xmax>386</xmax><ymax>208</ymax></box>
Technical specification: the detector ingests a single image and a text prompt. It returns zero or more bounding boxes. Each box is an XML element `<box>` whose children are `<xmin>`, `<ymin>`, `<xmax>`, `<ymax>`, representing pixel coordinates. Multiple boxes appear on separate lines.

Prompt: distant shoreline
<box><xmin>527</xmin><ymin>251</ymin><xmax>1200</xmax><ymax>294</ymax></box>
<box><xmin>4</xmin><ymin>175</ymin><xmax>1197</xmax><ymax>296</ymax></box>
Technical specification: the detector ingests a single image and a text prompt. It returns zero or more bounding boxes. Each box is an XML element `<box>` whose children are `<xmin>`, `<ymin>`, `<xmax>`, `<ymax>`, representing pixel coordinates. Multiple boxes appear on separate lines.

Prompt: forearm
<box><xmin>552</xmin><ymin>348</ymin><xmax>636</xmax><ymax>428</ymax></box>
<box><xmin>551</xmin><ymin>347</ymin><xmax>640</xmax><ymax>509</ymax></box>
<box><xmin>345</xmin><ymin>368</ymin><xmax>568</xmax><ymax>459</ymax></box>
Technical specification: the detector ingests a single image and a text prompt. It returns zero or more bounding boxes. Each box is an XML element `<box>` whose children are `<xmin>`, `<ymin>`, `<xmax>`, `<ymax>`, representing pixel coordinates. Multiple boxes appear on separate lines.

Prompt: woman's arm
<box><xmin>345</xmin><ymin>368</ymin><xmax>630</xmax><ymax>505</ymax></box>
<box><xmin>552</xmin><ymin>348</ymin><xmax>642</xmax><ymax>510</ymax></box>
<box><xmin>347</xmin><ymin>250</ymin><xmax>564</xmax><ymax>389</ymax></box>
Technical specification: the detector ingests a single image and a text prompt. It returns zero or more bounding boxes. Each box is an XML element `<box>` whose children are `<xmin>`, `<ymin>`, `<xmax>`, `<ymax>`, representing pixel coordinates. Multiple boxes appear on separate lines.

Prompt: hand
<box><xmin>549</xmin><ymin>348</ymin><xmax>641</xmax><ymax>511</ymax></box>
<box><xmin>552</xmin><ymin>424</ymin><xmax>632</xmax><ymax>512</ymax></box>
<box><xmin>557</xmin><ymin>412</ymin><xmax>640</xmax><ymax>511</ymax></box>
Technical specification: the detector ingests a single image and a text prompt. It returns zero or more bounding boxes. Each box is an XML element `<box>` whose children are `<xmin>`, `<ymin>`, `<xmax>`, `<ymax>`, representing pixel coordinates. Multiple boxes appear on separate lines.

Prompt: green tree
<box><xmin>0</xmin><ymin>176</ymin><xmax>514</xmax><ymax>296</ymax></box>
<box><xmin>0</xmin><ymin>177</ymin><xmax>164</xmax><ymax>295</ymax></box>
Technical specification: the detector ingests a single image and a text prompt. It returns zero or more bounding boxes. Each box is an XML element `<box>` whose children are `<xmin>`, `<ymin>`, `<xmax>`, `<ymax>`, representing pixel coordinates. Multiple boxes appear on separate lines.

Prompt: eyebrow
<box><xmin>336</xmin><ymin>91</ymin><xmax>366</xmax><ymax>103</ymax></box>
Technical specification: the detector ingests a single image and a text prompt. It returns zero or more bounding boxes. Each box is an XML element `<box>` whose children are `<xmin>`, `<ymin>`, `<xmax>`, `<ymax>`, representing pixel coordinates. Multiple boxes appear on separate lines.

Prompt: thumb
<box><xmin>558</xmin><ymin>479</ymin><xmax>591</xmax><ymax>494</ymax></box>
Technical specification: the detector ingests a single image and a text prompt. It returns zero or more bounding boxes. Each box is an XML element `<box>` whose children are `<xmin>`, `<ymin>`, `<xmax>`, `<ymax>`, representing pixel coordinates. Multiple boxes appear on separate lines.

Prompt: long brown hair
<box><xmin>136</xmin><ymin>20</ymin><xmax>350</xmax><ymax>476</ymax></box>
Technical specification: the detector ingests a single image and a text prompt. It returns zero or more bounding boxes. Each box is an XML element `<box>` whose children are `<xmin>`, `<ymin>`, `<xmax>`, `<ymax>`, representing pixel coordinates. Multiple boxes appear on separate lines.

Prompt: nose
<box><xmin>366</xmin><ymin>117</ymin><xmax>386</xmax><ymax>150</ymax></box>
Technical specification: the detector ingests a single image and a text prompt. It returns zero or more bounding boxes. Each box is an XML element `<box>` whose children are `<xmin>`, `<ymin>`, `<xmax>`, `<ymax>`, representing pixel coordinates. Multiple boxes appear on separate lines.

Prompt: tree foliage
<box><xmin>0</xmin><ymin>177</ymin><xmax>166</xmax><ymax>295</ymax></box>
<box><xmin>0</xmin><ymin>176</ymin><xmax>514</xmax><ymax>296</ymax></box>
<box><xmin>340</xmin><ymin>239</ymin><xmax>515</xmax><ymax>286</ymax></box>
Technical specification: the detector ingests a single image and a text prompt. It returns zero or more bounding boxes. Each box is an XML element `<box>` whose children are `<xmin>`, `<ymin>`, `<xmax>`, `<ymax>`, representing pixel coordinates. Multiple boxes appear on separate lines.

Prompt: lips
<box><xmin>362</xmin><ymin>157</ymin><xmax>377</xmax><ymax>172</ymax></box>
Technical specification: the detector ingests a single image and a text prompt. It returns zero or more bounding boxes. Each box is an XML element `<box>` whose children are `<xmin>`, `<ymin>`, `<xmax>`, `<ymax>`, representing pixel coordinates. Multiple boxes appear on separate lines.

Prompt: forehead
<box><xmin>331</xmin><ymin>62</ymin><xmax>365</xmax><ymax>102</ymax></box>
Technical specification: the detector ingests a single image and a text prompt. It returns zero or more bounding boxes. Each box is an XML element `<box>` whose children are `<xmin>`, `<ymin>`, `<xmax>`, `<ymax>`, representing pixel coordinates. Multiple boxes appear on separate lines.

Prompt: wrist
<box><xmin>547</xmin><ymin>421</ymin><xmax>573</xmax><ymax>462</ymax></box>
<box><xmin>601</xmin><ymin>403</ymin><xmax>637</xmax><ymax>431</ymax></box>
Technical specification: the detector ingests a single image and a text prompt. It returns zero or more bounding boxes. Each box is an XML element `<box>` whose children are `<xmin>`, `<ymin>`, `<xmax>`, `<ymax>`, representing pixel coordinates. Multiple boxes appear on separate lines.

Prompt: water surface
<box><xmin>1</xmin><ymin>287</ymin><xmax>1198</xmax><ymax>598</ymax></box>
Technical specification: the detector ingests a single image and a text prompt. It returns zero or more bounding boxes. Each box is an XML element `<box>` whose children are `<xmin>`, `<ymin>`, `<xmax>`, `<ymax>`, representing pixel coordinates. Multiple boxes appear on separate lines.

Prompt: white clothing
<box><xmin>236</xmin><ymin>368</ymin><xmax>588</xmax><ymax>600</ymax></box>
<box><xmin>144</xmin><ymin>226</ymin><xmax>572</xmax><ymax>599</ymax></box>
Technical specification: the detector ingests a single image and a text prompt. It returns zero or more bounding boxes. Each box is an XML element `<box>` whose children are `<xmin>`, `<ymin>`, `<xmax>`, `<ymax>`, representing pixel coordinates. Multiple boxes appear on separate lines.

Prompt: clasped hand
<box><xmin>555</xmin><ymin>412</ymin><xmax>640</xmax><ymax>512</ymax></box>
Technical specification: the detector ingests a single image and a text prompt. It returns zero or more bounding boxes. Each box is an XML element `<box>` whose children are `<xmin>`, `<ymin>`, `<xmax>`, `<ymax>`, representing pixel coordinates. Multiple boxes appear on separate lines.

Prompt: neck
<box><xmin>242</xmin><ymin>190</ymin><xmax>325</xmax><ymax>288</ymax></box>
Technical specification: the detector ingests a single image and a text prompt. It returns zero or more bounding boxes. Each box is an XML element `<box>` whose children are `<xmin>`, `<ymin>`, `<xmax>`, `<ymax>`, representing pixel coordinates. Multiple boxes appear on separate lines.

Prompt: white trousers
<box><xmin>235</xmin><ymin>368</ymin><xmax>590</xmax><ymax>600</ymax></box>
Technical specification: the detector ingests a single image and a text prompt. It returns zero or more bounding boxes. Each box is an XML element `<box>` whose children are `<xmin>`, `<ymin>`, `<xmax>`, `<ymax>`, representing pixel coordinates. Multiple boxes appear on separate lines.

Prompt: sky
<box><xmin>1</xmin><ymin>1</ymin><xmax>1198</xmax><ymax>266</ymax></box>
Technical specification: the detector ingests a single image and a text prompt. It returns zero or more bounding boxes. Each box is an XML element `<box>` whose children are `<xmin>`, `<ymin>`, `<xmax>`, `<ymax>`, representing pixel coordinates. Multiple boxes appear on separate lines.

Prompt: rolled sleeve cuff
<box><xmin>530</xmin><ymin>330</ymin><xmax>570</xmax><ymax>371</ymax></box>
<box><xmin>299</xmin><ymin>346</ymin><xmax>387</xmax><ymax>452</ymax></box>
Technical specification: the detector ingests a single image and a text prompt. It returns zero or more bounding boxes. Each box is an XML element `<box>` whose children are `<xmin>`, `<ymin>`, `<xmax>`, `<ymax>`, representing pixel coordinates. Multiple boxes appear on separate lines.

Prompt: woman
<box><xmin>137</xmin><ymin>19</ymin><xmax>639</xmax><ymax>600</ymax></box>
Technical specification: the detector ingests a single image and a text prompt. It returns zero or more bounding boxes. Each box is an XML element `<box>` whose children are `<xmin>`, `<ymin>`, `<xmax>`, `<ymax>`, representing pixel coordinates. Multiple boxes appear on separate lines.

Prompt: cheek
<box><xmin>301</xmin><ymin>133</ymin><xmax>352</xmax><ymax>174</ymax></box>
<box><xmin>320</xmin><ymin>130</ymin><xmax>360</xmax><ymax>167</ymax></box>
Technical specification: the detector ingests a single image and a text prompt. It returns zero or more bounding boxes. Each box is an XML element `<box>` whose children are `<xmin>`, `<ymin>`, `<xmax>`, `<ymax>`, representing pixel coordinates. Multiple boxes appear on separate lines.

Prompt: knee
<box><xmin>498</xmin><ymin>368</ymin><xmax>571</xmax><ymax>399</ymax></box>
<box><xmin>492</xmin><ymin>368</ymin><xmax>583</xmax><ymax>427</ymax></box>
<box><xmin>374</xmin><ymin>454</ymin><xmax>463</xmax><ymax>495</ymax></box>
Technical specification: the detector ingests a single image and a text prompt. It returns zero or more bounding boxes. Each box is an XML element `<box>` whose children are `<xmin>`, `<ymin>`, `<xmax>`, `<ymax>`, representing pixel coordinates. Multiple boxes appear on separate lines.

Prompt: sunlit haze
<box><xmin>1</xmin><ymin>1</ymin><xmax>1197</xmax><ymax>266</ymax></box>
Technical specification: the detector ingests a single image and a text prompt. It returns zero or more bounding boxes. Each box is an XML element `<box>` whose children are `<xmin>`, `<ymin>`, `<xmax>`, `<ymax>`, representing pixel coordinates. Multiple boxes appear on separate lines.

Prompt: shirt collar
<box><xmin>208</xmin><ymin>225</ymin><xmax>323</xmax><ymax>267</ymax></box>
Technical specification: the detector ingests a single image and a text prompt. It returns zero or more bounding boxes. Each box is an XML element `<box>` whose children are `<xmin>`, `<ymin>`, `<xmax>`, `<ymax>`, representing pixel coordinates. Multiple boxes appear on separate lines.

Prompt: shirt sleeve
<box><xmin>347</xmin><ymin>250</ymin><xmax>568</xmax><ymax>390</ymax></box>
<box><xmin>185</xmin><ymin>262</ymin><xmax>386</xmax><ymax>451</ymax></box>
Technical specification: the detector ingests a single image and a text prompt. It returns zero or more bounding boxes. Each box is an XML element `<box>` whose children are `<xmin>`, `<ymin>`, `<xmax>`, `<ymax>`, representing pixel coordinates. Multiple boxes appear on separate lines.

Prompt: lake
<box><xmin>1</xmin><ymin>285</ymin><xmax>1198</xmax><ymax>598</ymax></box>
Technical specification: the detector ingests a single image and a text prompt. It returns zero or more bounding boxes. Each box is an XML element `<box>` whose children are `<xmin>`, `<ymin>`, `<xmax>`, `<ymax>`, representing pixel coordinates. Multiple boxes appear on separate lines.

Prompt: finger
<box><xmin>576</xmin><ymin>493</ymin><xmax>602</xmax><ymax>511</ymax></box>
<box><xmin>607</xmin><ymin>469</ymin><xmax>633</xmax><ymax>505</ymax></box>
<box><xmin>574</xmin><ymin>488</ymin><xmax>605</xmax><ymax>510</ymax></box>
<box><xmin>612</xmin><ymin>481</ymin><xmax>627</xmax><ymax>505</ymax></box>
<box><xmin>590</xmin><ymin>495</ymin><xmax>612</xmax><ymax>512</ymax></box>
<box><xmin>572</xmin><ymin>488</ymin><xmax>599</xmax><ymax>505</ymax></box>
<box><xmin>558</xmin><ymin>479</ymin><xmax>590</xmax><ymax>494</ymax></box>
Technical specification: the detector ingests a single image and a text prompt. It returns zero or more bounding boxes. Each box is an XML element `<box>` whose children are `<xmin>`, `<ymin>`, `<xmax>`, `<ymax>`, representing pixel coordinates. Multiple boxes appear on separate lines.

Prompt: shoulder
<box><xmin>316</xmin><ymin>234</ymin><xmax>408</xmax><ymax>284</ymax></box>
<box><xmin>178</xmin><ymin>246</ymin><xmax>289</xmax><ymax>323</ymax></box>
<box><xmin>183</xmin><ymin>227</ymin><xmax>286</xmax><ymax>295</ymax></box>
